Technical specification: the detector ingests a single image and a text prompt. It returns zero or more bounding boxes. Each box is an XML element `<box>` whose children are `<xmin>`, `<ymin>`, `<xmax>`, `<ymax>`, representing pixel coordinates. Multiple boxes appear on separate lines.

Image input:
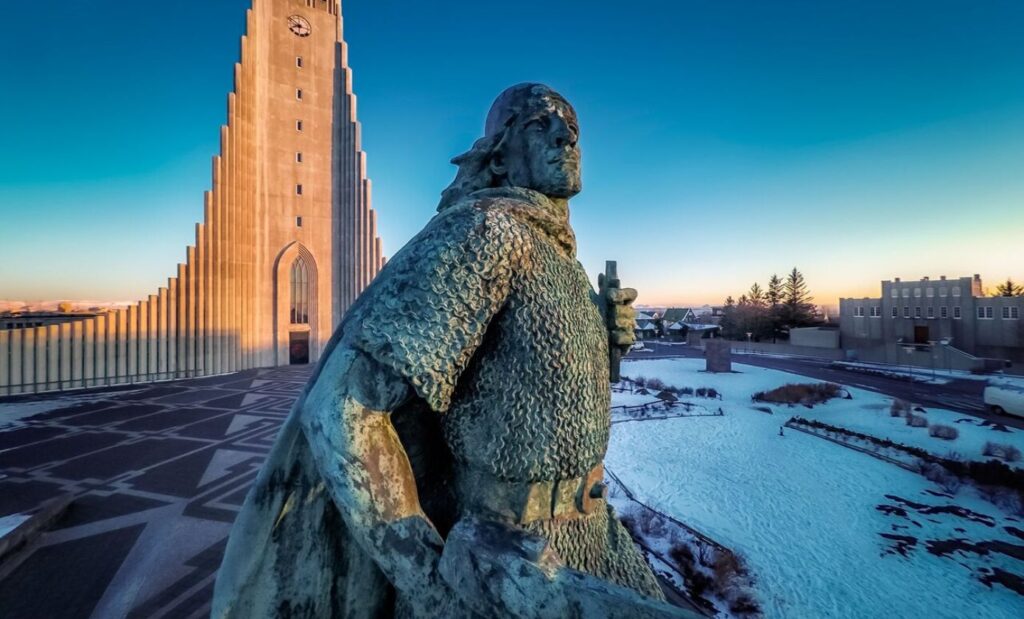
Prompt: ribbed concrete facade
<box><xmin>0</xmin><ymin>0</ymin><xmax>382</xmax><ymax>395</ymax></box>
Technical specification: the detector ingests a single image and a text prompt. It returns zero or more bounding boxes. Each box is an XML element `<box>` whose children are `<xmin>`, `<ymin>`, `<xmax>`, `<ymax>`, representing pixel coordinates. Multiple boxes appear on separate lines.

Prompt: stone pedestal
<box><xmin>705</xmin><ymin>338</ymin><xmax>732</xmax><ymax>373</ymax></box>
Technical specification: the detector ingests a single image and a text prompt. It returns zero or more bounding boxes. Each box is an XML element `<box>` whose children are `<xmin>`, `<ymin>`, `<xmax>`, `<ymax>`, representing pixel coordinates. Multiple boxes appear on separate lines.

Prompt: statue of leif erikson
<box><xmin>212</xmin><ymin>84</ymin><xmax>697</xmax><ymax>618</ymax></box>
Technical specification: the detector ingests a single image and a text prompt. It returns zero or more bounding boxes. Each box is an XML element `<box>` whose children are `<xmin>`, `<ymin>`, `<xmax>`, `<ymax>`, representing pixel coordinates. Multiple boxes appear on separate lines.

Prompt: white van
<box><xmin>984</xmin><ymin>380</ymin><xmax>1024</xmax><ymax>418</ymax></box>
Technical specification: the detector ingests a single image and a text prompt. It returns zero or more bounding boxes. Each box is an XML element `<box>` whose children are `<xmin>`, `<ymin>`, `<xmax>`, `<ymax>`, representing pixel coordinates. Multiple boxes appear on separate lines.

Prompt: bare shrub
<box><xmin>980</xmin><ymin>487</ymin><xmax>1024</xmax><ymax>517</ymax></box>
<box><xmin>928</xmin><ymin>424</ymin><xmax>959</xmax><ymax>440</ymax></box>
<box><xmin>905</xmin><ymin>413</ymin><xmax>928</xmax><ymax>428</ymax></box>
<box><xmin>667</xmin><ymin>543</ymin><xmax>713</xmax><ymax>597</ymax></box>
<box><xmin>711</xmin><ymin>550</ymin><xmax>761</xmax><ymax>617</ymax></box>
<box><xmin>634</xmin><ymin>376</ymin><xmax>647</xmax><ymax>387</ymax></box>
<box><xmin>679</xmin><ymin>387</ymin><xmax>694</xmax><ymax>396</ymax></box>
<box><xmin>752</xmin><ymin>382</ymin><xmax>843</xmax><ymax>406</ymax></box>
<box><xmin>890</xmin><ymin>399</ymin><xmax>911</xmax><ymax>417</ymax></box>
<box><xmin>646</xmin><ymin>377</ymin><xmax>666</xmax><ymax>391</ymax></box>
<box><xmin>712</xmin><ymin>552</ymin><xmax>743</xmax><ymax>583</ymax></box>
<box><xmin>631</xmin><ymin>507</ymin><xmax>666</xmax><ymax>538</ymax></box>
<box><xmin>923</xmin><ymin>463</ymin><xmax>962</xmax><ymax>495</ymax></box>
<box><xmin>983</xmin><ymin>441</ymin><xmax>1022</xmax><ymax>463</ymax></box>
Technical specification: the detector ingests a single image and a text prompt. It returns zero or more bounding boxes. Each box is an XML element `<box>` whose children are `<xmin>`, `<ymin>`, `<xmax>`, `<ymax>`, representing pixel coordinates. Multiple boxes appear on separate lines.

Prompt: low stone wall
<box><xmin>725</xmin><ymin>341</ymin><xmax>846</xmax><ymax>361</ymax></box>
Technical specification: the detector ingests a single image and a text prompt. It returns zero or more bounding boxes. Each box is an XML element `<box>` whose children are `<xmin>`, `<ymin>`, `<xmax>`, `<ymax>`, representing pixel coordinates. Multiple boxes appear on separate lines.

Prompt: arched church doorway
<box><xmin>274</xmin><ymin>243</ymin><xmax>319</xmax><ymax>366</ymax></box>
<box><xmin>288</xmin><ymin>255</ymin><xmax>311</xmax><ymax>364</ymax></box>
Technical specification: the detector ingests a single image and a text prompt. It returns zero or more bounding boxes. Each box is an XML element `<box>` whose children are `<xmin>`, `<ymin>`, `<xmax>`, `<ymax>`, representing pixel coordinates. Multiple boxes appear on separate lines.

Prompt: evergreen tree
<box><xmin>766</xmin><ymin>275</ymin><xmax>783</xmax><ymax>307</ymax></box>
<box><xmin>747</xmin><ymin>283</ymin><xmax>766</xmax><ymax>307</ymax></box>
<box><xmin>720</xmin><ymin>296</ymin><xmax>740</xmax><ymax>339</ymax></box>
<box><xmin>766</xmin><ymin>274</ymin><xmax>784</xmax><ymax>342</ymax></box>
<box><xmin>995</xmin><ymin>278</ymin><xmax>1024</xmax><ymax>297</ymax></box>
<box><xmin>782</xmin><ymin>267</ymin><xmax>815</xmax><ymax>329</ymax></box>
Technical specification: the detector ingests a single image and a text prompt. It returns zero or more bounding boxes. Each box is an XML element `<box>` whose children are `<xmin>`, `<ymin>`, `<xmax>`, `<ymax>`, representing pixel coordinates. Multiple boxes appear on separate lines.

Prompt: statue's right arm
<box><xmin>299</xmin><ymin>345</ymin><xmax>449</xmax><ymax>603</ymax></box>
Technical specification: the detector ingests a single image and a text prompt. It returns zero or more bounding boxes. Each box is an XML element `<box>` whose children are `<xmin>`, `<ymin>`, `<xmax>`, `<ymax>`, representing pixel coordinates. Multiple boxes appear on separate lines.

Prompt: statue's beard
<box><xmin>535</xmin><ymin>158</ymin><xmax>582</xmax><ymax>199</ymax></box>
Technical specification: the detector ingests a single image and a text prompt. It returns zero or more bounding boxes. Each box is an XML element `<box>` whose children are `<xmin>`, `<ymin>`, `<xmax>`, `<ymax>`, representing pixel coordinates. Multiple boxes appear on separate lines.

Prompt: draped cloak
<box><xmin>211</xmin><ymin>187</ymin><xmax>661</xmax><ymax>618</ymax></box>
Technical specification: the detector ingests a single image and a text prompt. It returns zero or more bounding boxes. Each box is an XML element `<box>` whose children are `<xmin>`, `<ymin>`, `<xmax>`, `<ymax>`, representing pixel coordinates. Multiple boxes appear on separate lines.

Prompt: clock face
<box><xmin>288</xmin><ymin>15</ymin><xmax>311</xmax><ymax>37</ymax></box>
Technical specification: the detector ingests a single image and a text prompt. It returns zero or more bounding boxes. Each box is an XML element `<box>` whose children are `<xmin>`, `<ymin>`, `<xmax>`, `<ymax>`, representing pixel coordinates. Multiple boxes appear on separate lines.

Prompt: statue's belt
<box><xmin>456</xmin><ymin>463</ymin><xmax>608</xmax><ymax>525</ymax></box>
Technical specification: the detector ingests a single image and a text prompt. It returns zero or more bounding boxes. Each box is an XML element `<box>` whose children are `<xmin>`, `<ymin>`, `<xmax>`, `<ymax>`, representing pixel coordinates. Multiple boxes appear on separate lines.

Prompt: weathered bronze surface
<box><xmin>212</xmin><ymin>84</ymin><xmax>696</xmax><ymax>618</ymax></box>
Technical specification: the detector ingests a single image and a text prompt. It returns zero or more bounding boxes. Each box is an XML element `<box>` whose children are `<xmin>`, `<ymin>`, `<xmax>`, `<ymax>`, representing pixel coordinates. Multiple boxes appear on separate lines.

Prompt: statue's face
<box><xmin>502</xmin><ymin>98</ymin><xmax>582</xmax><ymax>199</ymax></box>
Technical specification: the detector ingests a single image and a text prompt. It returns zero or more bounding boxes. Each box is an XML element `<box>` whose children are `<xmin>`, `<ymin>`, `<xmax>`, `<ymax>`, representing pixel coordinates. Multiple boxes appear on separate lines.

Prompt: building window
<box><xmin>902</xmin><ymin>289</ymin><xmax>910</xmax><ymax>298</ymax></box>
<box><xmin>296</xmin><ymin>152</ymin><xmax>303</xmax><ymax>163</ymax></box>
<box><xmin>296</xmin><ymin>216</ymin><xmax>303</xmax><ymax>228</ymax></box>
<box><xmin>296</xmin><ymin>88</ymin><xmax>303</xmax><ymax>100</ymax></box>
<box><xmin>296</xmin><ymin>184</ymin><xmax>303</xmax><ymax>195</ymax></box>
<box><xmin>854</xmin><ymin>306</ymin><xmax>864</xmax><ymax>317</ymax></box>
<box><xmin>940</xmin><ymin>288</ymin><xmax>947</xmax><ymax>298</ymax></box>
<box><xmin>954</xmin><ymin>306</ymin><xmax>961</xmax><ymax>319</ymax></box>
<box><xmin>1013</xmin><ymin>307</ymin><xmax>1021</xmax><ymax>320</ymax></box>
<box><xmin>870</xmin><ymin>306</ymin><xmax>880</xmax><ymax>317</ymax></box>
<box><xmin>296</xmin><ymin>56</ymin><xmax>303</xmax><ymax>68</ymax></box>
<box><xmin>914</xmin><ymin>288</ymin><xmax>922</xmax><ymax>298</ymax></box>
<box><xmin>926</xmin><ymin>287</ymin><xmax>934</xmax><ymax>298</ymax></box>
<box><xmin>940</xmin><ymin>306</ymin><xmax>948</xmax><ymax>319</ymax></box>
<box><xmin>1002</xmin><ymin>306</ymin><xmax>1010</xmax><ymax>319</ymax></box>
<box><xmin>927</xmin><ymin>307</ymin><xmax>934</xmax><ymax>319</ymax></box>
<box><xmin>892</xmin><ymin>306</ymin><xmax>898</xmax><ymax>318</ymax></box>
<box><xmin>290</xmin><ymin>257</ymin><xmax>310</xmax><ymax>325</ymax></box>
<box><xmin>915</xmin><ymin>307</ymin><xmax>922</xmax><ymax>318</ymax></box>
<box><xmin>890</xmin><ymin>289</ymin><xmax>898</xmax><ymax>298</ymax></box>
<box><xmin>903</xmin><ymin>307</ymin><xmax>910</xmax><ymax>318</ymax></box>
<box><xmin>952</xmin><ymin>286</ymin><xmax>961</xmax><ymax>297</ymax></box>
<box><xmin>296</xmin><ymin>120</ymin><xmax>303</xmax><ymax>131</ymax></box>
<box><xmin>979</xmin><ymin>306</ymin><xmax>994</xmax><ymax>319</ymax></box>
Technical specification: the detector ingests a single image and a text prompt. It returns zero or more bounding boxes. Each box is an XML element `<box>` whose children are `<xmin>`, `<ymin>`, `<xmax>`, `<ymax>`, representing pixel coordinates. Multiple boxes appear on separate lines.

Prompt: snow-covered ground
<box><xmin>608</xmin><ymin>358</ymin><xmax>1024</xmax><ymax>619</ymax></box>
<box><xmin>803</xmin><ymin>398</ymin><xmax>1024</xmax><ymax>461</ymax></box>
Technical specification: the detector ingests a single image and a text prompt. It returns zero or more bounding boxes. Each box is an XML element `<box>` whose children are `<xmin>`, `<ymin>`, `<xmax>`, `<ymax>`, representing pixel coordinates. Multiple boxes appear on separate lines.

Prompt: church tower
<box><xmin>215</xmin><ymin>0</ymin><xmax>384</xmax><ymax>368</ymax></box>
<box><xmin>0</xmin><ymin>0</ymin><xmax>383</xmax><ymax>396</ymax></box>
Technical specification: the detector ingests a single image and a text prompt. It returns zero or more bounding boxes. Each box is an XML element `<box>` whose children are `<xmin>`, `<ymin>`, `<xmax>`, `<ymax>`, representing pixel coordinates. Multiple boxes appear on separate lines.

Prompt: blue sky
<box><xmin>1</xmin><ymin>0</ymin><xmax>1022</xmax><ymax>306</ymax></box>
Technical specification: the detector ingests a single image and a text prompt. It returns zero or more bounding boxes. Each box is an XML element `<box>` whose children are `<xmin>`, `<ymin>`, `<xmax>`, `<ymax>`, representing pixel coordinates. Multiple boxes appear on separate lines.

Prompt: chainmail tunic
<box><xmin>346</xmin><ymin>186</ymin><xmax>610</xmax><ymax>483</ymax></box>
<box><xmin>342</xmin><ymin>186</ymin><xmax>663</xmax><ymax>600</ymax></box>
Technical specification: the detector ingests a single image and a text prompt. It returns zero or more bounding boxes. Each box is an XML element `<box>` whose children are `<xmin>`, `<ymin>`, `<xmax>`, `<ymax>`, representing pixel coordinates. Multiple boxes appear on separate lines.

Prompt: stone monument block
<box><xmin>706</xmin><ymin>338</ymin><xmax>732</xmax><ymax>373</ymax></box>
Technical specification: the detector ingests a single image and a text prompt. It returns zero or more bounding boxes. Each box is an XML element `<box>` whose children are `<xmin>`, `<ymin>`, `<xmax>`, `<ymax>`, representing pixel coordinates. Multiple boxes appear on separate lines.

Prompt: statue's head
<box><xmin>439</xmin><ymin>83</ymin><xmax>581</xmax><ymax>210</ymax></box>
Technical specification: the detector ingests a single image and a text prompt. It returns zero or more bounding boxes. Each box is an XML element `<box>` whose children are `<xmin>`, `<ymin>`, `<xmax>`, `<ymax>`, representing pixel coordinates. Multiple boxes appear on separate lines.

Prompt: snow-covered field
<box><xmin>608</xmin><ymin>358</ymin><xmax>1024</xmax><ymax>619</ymax></box>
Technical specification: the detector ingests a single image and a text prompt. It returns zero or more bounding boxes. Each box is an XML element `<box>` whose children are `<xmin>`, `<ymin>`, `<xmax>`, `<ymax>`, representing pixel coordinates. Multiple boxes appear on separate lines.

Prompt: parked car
<box><xmin>984</xmin><ymin>380</ymin><xmax>1024</xmax><ymax>418</ymax></box>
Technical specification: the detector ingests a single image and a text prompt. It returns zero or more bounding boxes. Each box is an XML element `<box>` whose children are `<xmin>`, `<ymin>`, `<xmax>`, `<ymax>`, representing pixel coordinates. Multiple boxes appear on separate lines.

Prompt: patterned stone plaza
<box><xmin>0</xmin><ymin>366</ymin><xmax>310</xmax><ymax>619</ymax></box>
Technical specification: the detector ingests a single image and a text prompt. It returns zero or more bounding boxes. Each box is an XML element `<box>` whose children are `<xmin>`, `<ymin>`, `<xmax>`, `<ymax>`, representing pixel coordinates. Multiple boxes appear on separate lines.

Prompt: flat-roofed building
<box><xmin>840</xmin><ymin>275</ymin><xmax>1024</xmax><ymax>364</ymax></box>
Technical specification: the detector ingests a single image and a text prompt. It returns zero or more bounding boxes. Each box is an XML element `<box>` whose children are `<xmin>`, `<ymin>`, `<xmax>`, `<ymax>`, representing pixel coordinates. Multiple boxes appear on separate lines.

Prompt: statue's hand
<box><xmin>438</xmin><ymin>516</ymin><xmax>569</xmax><ymax>618</ymax></box>
<box><xmin>439</xmin><ymin>516</ymin><xmax>697</xmax><ymax>618</ymax></box>
<box><xmin>605</xmin><ymin>286</ymin><xmax>638</xmax><ymax>353</ymax></box>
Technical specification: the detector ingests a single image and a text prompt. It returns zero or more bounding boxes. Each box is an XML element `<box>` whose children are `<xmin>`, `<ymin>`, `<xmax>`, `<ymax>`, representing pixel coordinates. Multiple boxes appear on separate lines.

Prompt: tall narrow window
<box><xmin>296</xmin><ymin>56</ymin><xmax>303</xmax><ymax>68</ymax></box>
<box><xmin>296</xmin><ymin>184</ymin><xmax>303</xmax><ymax>196</ymax></box>
<box><xmin>296</xmin><ymin>88</ymin><xmax>303</xmax><ymax>100</ymax></box>
<box><xmin>296</xmin><ymin>120</ymin><xmax>303</xmax><ymax>131</ymax></box>
<box><xmin>290</xmin><ymin>257</ymin><xmax>310</xmax><ymax>325</ymax></box>
<box><xmin>296</xmin><ymin>151</ymin><xmax>303</xmax><ymax>163</ymax></box>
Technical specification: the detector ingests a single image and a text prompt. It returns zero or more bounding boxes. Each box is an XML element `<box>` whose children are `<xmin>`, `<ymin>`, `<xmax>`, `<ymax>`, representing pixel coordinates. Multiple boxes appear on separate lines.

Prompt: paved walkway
<box><xmin>0</xmin><ymin>366</ymin><xmax>311</xmax><ymax>619</ymax></box>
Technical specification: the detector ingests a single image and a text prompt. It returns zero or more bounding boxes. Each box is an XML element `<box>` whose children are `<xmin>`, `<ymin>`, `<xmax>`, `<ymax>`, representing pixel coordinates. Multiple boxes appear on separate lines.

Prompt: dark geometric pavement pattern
<box><xmin>0</xmin><ymin>366</ymin><xmax>311</xmax><ymax>619</ymax></box>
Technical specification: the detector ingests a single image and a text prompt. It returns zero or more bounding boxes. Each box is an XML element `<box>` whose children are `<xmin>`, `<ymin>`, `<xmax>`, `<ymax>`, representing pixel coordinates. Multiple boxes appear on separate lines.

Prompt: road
<box><xmin>632</xmin><ymin>342</ymin><xmax>1024</xmax><ymax>430</ymax></box>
